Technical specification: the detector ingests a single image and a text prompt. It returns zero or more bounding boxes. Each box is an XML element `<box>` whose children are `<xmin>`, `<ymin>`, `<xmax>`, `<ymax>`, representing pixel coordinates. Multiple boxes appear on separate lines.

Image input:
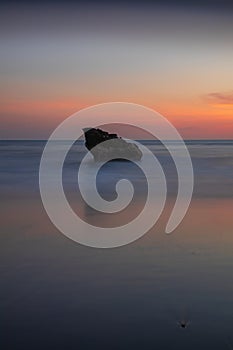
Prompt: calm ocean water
<box><xmin>1</xmin><ymin>140</ymin><xmax>233</xmax><ymax>349</ymax></box>
<box><xmin>1</xmin><ymin>139</ymin><xmax>233</xmax><ymax>197</ymax></box>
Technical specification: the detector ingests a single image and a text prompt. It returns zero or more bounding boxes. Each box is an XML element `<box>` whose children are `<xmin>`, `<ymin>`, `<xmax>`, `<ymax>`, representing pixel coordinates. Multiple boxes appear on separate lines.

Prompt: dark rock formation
<box><xmin>83</xmin><ymin>127</ymin><xmax>142</xmax><ymax>161</ymax></box>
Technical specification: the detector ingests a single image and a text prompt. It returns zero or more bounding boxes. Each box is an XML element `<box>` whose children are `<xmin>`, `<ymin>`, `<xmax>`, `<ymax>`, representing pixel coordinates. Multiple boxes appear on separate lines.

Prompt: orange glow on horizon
<box><xmin>1</xmin><ymin>96</ymin><xmax>233</xmax><ymax>139</ymax></box>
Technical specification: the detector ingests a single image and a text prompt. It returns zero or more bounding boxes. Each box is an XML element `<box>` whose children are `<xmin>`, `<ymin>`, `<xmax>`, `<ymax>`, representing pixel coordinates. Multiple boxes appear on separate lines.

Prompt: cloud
<box><xmin>204</xmin><ymin>92</ymin><xmax>233</xmax><ymax>105</ymax></box>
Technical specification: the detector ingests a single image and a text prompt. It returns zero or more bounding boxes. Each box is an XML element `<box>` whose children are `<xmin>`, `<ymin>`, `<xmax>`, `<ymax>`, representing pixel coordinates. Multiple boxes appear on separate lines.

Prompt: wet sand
<box><xmin>1</xmin><ymin>193</ymin><xmax>233</xmax><ymax>349</ymax></box>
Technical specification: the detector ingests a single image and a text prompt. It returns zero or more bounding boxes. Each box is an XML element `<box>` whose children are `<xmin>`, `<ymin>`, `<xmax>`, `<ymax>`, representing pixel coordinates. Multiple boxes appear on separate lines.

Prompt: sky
<box><xmin>0</xmin><ymin>0</ymin><xmax>233</xmax><ymax>139</ymax></box>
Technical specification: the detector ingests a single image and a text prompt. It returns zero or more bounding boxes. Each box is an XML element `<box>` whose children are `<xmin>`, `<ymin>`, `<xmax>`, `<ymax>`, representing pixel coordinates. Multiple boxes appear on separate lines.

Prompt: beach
<box><xmin>1</xmin><ymin>140</ymin><xmax>233</xmax><ymax>349</ymax></box>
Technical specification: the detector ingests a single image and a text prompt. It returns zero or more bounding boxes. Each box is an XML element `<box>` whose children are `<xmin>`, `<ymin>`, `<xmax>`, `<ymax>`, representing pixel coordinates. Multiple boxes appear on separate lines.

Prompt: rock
<box><xmin>83</xmin><ymin>127</ymin><xmax>142</xmax><ymax>161</ymax></box>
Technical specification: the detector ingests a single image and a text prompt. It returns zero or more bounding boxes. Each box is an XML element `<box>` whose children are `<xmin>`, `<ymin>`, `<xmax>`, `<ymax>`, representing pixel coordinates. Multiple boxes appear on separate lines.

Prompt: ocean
<box><xmin>1</xmin><ymin>140</ymin><xmax>233</xmax><ymax>349</ymax></box>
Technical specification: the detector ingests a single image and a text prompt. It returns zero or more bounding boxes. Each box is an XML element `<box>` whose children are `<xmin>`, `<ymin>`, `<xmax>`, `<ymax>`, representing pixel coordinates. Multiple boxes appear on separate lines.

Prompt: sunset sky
<box><xmin>1</xmin><ymin>0</ymin><xmax>233</xmax><ymax>139</ymax></box>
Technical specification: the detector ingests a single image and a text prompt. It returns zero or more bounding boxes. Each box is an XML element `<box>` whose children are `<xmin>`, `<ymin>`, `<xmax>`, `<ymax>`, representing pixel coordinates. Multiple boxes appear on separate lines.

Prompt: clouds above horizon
<box><xmin>205</xmin><ymin>92</ymin><xmax>233</xmax><ymax>105</ymax></box>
